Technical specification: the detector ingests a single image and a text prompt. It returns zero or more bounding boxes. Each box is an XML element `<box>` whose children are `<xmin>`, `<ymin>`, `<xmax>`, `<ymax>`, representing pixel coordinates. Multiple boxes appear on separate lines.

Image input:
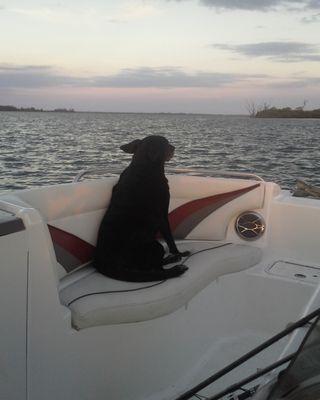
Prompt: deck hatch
<box><xmin>268</xmin><ymin>261</ymin><xmax>320</xmax><ymax>284</ymax></box>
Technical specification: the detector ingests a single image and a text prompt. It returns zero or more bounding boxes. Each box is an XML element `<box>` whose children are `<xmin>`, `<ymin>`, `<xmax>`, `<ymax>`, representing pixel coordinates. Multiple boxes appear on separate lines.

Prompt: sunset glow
<box><xmin>1</xmin><ymin>0</ymin><xmax>319</xmax><ymax>113</ymax></box>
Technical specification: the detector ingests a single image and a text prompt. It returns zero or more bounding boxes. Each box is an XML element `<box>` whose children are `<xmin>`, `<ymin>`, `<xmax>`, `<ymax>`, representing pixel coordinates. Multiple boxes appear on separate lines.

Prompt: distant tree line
<box><xmin>0</xmin><ymin>105</ymin><xmax>75</xmax><ymax>112</ymax></box>
<box><xmin>0</xmin><ymin>105</ymin><xmax>44</xmax><ymax>112</ymax></box>
<box><xmin>245</xmin><ymin>100</ymin><xmax>320</xmax><ymax>118</ymax></box>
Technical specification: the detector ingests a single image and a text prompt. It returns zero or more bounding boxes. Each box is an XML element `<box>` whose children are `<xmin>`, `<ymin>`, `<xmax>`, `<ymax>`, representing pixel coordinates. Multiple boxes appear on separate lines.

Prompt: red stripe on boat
<box><xmin>168</xmin><ymin>183</ymin><xmax>260</xmax><ymax>238</ymax></box>
<box><xmin>49</xmin><ymin>183</ymin><xmax>260</xmax><ymax>269</ymax></box>
<box><xmin>48</xmin><ymin>225</ymin><xmax>95</xmax><ymax>264</ymax></box>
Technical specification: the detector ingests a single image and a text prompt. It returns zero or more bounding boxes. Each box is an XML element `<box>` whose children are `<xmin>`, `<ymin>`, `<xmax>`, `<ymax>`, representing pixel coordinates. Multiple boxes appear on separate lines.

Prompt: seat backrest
<box><xmin>16</xmin><ymin>178</ymin><xmax>117</xmax><ymax>278</ymax></box>
<box><xmin>13</xmin><ymin>175</ymin><xmax>266</xmax><ymax>279</ymax></box>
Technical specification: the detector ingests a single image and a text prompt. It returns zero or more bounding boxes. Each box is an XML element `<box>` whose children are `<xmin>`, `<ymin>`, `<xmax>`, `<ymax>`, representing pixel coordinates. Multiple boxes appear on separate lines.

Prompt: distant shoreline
<box><xmin>0</xmin><ymin>106</ymin><xmax>244</xmax><ymax>116</ymax></box>
<box><xmin>255</xmin><ymin>106</ymin><xmax>320</xmax><ymax>119</ymax></box>
<box><xmin>0</xmin><ymin>105</ymin><xmax>75</xmax><ymax>113</ymax></box>
<box><xmin>1</xmin><ymin>104</ymin><xmax>320</xmax><ymax>117</ymax></box>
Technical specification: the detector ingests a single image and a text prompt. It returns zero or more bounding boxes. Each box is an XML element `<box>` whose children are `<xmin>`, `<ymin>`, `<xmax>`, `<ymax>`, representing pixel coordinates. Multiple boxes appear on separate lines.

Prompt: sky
<box><xmin>0</xmin><ymin>0</ymin><xmax>319</xmax><ymax>113</ymax></box>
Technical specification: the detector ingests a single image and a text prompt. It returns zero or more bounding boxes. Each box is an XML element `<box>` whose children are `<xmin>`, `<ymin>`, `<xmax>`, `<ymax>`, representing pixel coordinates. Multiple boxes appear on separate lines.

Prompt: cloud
<box><xmin>212</xmin><ymin>41</ymin><xmax>320</xmax><ymax>62</ymax></box>
<box><xmin>92</xmin><ymin>67</ymin><xmax>266</xmax><ymax>88</ymax></box>
<box><xmin>269</xmin><ymin>76</ymin><xmax>320</xmax><ymax>88</ymax></box>
<box><xmin>200</xmin><ymin>0</ymin><xmax>292</xmax><ymax>10</ymax></box>
<box><xmin>308</xmin><ymin>0</ymin><xmax>320</xmax><ymax>9</ymax></box>
<box><xmin>301</xmin><ymin>12</ymin><xmax>320</xmax><ymax>22</ymax></box>
<box><xmin>0</xmin><ymin>65</ymin><xmax>85</xmax><ymax>88</ymax></box>
<box><xmin>0</xmin><ymin>64</ymin><xmax>267</xmax><ymax>89</ymax></box>
<box><xmin>173</xmin><ymin>0</ymin><xmax>320</xmax><ymax>11</ymax></box>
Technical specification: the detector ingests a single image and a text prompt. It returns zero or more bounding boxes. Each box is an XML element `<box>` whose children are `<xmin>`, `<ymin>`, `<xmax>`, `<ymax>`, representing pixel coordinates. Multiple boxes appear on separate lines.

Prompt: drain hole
<box><xmin>294</xmin><ymin>273</ymin><xmax>306</xmax><ymax>279</ymax></box>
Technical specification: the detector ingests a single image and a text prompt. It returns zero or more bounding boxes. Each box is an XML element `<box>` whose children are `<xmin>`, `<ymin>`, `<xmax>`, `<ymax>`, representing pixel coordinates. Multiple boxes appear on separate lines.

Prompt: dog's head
<box><xmin>120</xmin><ymin>135</ymin><xmax>175</xmax><ymax>164</ymax></box>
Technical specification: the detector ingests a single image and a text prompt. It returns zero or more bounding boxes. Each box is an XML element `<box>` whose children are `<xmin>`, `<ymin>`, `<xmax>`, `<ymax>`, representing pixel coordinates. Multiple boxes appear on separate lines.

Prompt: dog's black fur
<box><xmin>94</xmin><ymin>135</ymin><xmax>188</xmax><ymax>282</ymax></box>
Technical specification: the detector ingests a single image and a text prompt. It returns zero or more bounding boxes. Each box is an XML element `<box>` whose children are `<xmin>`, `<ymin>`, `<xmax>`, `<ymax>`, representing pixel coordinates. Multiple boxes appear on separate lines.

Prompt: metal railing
<box><xmin>73</xmin><ymin>168</ymin><xmax>264</xmax><ymax>183</ymax></box>
<box><xmin>73</xmin><ymin>168</ymin><xmax>121</xmax><ymax>182</ymax></box>
<box><xmin>175</xmin><ymin>307</ymin><xmax>320</xmax><ymax>400</ymax></box>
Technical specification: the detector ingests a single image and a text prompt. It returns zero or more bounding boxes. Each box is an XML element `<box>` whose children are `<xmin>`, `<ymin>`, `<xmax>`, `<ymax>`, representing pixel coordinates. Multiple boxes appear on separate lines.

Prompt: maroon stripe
<box><xmin>48</xmin><ymin>225</ymin><xmax>95</xmax><ymax>271</ymax></box>
<box><xmin>168</xmin><ymin>183</ymin><xmax>260</xmax><ymax>238</ymax></box>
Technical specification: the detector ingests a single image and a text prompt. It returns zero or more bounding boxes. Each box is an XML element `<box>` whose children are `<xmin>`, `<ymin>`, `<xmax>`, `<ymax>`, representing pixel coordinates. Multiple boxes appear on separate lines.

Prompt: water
<box><xmin>0</xmin><ymin>111</ymin><xmax>319</xmax><ymax>191</ymax></box>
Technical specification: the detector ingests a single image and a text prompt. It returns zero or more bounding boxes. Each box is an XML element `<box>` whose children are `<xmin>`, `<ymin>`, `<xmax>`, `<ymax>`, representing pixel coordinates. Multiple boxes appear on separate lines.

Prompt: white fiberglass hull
<box><xmin>1</xmin><ymin>173</ymin><xmax>320</xmax><ymax>400</ymax></box>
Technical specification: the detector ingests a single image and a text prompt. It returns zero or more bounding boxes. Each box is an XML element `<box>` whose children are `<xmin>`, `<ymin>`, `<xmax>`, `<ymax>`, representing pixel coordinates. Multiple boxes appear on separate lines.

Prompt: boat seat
<box><xmin>59</xmin><ymin>241</ymin><xmax>262</xmax><ymax>330</ymax></box>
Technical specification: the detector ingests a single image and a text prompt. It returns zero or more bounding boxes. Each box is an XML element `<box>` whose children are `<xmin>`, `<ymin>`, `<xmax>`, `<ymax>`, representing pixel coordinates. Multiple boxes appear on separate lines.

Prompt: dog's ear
<box><xmin>120</xmin><ymin>139</ymin><xmax>141</xmax><ymax>154</ymax></box>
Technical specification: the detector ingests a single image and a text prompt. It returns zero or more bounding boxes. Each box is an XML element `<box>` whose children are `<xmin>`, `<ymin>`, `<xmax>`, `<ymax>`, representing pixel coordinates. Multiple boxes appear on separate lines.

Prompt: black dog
<box><xmin>94</xmin><ymin>135</ymin><xmax>189</xmax><ymax>282</ymax></box>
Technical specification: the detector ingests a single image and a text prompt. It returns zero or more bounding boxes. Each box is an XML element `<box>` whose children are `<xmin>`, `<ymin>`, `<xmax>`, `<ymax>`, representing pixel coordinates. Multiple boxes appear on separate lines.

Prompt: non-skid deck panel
<box><xmin>59</xmin><ymin>241</ymin><xmax>262</xmax><ymax>329</ymax></box>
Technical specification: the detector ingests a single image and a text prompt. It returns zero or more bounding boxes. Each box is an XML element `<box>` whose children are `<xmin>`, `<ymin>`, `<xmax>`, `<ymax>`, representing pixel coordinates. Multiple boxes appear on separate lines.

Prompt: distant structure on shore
<box><xmin>0</xmin><ymin>105</ymin><xmax>75</xmax><ymax>113</ymax></box>
<box><xmin>256</xmin><ymin>107</ymin><xmax>320</xmax><ymax>118</ymax></box>
<box><xmin>246</xmin><ymin>100</ymin><xmax>320</xmax><ymax>118</ymax></box>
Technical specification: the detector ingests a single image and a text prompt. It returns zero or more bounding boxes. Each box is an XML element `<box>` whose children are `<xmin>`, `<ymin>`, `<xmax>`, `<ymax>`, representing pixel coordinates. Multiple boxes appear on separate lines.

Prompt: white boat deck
<box><xmin>1</xmin><ymin>174</ymin><xmax>320</xmax><ymax>400</ymax></box>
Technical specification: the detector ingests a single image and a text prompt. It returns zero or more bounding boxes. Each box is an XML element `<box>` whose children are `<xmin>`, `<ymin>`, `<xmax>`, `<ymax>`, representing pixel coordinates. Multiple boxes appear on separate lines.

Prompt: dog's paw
<box><xmin>163</xmin><ymin>253</ymin><xmax>182</xmax><ymax>265</ymax></box>
<box><xmin>174</xmin><ymin>264</ymin><xmax>188</xmax><ymax>273</ymax></box>
<box><xmin>164</xmin><ymin>264</ymin><xmax>188</xmax><ymax>278</ymax></box>
<box><xmin>178</xmin><ymin>250</ymin><xmax>191</xmax><ymax>257</ymax></box>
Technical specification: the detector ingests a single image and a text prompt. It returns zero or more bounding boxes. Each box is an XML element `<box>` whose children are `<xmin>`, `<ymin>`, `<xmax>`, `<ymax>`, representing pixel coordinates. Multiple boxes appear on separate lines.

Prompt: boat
<box><xmin>1</xmin><ymin>168</ymin><xmax>320</xmax><ymax>400</ymax></box>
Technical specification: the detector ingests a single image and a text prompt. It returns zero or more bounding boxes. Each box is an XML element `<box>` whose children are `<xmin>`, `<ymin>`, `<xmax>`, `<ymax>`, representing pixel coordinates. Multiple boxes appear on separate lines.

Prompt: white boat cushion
<box><xmin>59</xmin><ymin>242</ymin><xmax>262</xmax><ymax>330</ymax></box>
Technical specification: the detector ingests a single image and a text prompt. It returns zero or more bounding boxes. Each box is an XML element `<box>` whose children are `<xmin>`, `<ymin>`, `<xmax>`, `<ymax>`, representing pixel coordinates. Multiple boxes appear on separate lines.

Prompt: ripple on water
<box><xmin>0</xmin><ymin>112</ymin><xmax>319</xmax><ymax>191</ymax></box>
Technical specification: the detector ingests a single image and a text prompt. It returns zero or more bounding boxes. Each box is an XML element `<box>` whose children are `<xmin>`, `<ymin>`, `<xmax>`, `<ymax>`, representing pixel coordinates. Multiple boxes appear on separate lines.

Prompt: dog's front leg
<box><xmin>159</xmin><ymin>218</ymin><xmax>190</xmax><ymax>258</ymax></box>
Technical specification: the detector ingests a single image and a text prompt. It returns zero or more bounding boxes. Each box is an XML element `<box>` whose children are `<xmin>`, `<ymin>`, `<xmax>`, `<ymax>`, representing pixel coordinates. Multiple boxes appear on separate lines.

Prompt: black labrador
<box><xmin>94</xmin><ymin>135</ymin><xmax>189</xmax><ymax>282</ymax></box>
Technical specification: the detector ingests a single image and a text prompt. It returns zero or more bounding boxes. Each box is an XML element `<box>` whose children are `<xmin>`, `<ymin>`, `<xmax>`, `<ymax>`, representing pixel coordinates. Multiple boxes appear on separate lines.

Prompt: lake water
<box><xmin>0</xmin><ymin>111</ymin><xmax>319</xmax><ymax>191</ymax></box>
